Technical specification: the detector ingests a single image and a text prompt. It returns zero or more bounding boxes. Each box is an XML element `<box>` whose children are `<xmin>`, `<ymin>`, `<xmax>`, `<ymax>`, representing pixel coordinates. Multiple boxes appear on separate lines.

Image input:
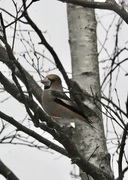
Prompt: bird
<box><xmin>41</xmin><ymin>74</ymin><xmax>93</xmax><ymax>128</ymax></box>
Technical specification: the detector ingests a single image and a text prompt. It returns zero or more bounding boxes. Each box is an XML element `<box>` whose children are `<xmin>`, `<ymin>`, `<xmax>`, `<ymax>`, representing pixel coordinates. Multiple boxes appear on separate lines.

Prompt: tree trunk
<box><xmin>67</xmin><ymin>2</ymin><xmax>113</xmax><ymax>180</ymax></box>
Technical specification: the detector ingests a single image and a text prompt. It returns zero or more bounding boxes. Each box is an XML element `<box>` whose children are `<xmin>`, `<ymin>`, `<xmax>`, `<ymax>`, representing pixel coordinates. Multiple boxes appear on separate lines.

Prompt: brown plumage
<box><xmin>41</xmin><ymin>74</ymin><xmax>93</xmax><ymax>128</ymax></box>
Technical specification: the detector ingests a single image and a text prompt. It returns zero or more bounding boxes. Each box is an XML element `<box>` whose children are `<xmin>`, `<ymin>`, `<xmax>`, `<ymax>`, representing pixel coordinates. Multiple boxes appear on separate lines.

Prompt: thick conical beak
<box><xmin>41</xmin><ymin>77</ymin><xmax>51</xmax><ymax>87</ymax></box>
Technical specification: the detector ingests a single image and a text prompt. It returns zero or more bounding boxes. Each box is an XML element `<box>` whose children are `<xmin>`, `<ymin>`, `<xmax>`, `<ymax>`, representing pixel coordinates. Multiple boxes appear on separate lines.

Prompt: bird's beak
<box><xmin>41</xmin><ymin>77</ymin><xmax>51</xmax><ymax>87</ymax></box>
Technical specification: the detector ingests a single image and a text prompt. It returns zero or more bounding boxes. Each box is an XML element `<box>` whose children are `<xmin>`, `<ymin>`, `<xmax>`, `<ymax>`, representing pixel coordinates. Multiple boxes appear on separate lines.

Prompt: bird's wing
<box><xmin>51</xmin><ymin>90</ymin><xmax>73</xmax><ymax>102</ymax></box>
<box><xmin>51</xmin><ymin>90</ymin><xmax>92</xmax><ymax>123</ymax></box>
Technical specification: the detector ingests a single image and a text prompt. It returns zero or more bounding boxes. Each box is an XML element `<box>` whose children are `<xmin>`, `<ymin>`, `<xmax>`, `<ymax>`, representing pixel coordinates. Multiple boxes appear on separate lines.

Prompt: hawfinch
<box><xmin>41</xmin><ymin>74</ymin><xmax>93</xmax><ymax>127</ymax></box>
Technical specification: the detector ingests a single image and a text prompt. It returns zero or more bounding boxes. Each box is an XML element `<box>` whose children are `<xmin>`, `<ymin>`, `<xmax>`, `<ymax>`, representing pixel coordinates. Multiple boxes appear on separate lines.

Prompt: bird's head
<box><xmin>41</xmin><ymin>74</ymin><xmax>63</xmax><ymax>91</ymax></box>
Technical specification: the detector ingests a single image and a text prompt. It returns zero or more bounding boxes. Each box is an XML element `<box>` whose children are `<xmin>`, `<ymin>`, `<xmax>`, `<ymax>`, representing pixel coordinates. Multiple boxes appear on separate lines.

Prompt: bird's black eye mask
<box><xmin>44</xmin><ymin>82</ymin><xmax>51</xmax><ymax>89</ymax></box>
<box><xmin>44</xmin><ymin>78</ymin><xmax>57</xmax><ymax>89</ymax></box>
<box><xmin>44</xmin><ymin>78</ymin><xmax>59</xmax><ymax>89</ymax></box>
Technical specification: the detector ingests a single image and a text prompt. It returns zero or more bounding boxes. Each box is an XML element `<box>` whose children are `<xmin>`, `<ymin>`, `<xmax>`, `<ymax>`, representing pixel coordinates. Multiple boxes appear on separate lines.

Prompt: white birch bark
<box><xmin>67</xmin><ymin>2</ymin><xmax>113</xmax><ymax>179</ymax></box>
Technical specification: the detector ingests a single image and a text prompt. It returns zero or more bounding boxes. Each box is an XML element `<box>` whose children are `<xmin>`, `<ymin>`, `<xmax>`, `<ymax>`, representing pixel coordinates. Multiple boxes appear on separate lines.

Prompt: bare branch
<box><xmin>0</xmin><ymin>110</ymin><xmax>68</xmax><ymax>157</ymax></box>
<box><xmin>0</xmin><ymin>109</ymin><xmax>115</xmax><ymax>180</ymax></box>
<box><xmin>58</xmin><ymin>0</ymin><xmax>128</xmax><ymax>24</ymax></box>
<box><xmin>21</xmin><ymin>0</ymin><xmax>71</xmax><ymax>87</ymax></box>
<box><xmin>0</xmin><ymin>44</ymin><xmax>42</xmax><ymax>105</ymax></box>
<box><xmin>0</xmin><ymin>159</ymin><xmax>19</xmax><ymax>180</ymax></box>
<box><xmin>0</xmin><ymin>72</ymin><xmax>63</xmax><ymax>138</ymax></box>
